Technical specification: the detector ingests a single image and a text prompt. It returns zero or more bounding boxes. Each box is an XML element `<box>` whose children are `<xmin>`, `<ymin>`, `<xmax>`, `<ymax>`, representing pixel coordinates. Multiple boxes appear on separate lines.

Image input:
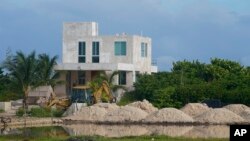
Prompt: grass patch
<box><xmin>16</xmin><ymin>107</ymin><xmax>64</xmax><ymax>117</ymax></box>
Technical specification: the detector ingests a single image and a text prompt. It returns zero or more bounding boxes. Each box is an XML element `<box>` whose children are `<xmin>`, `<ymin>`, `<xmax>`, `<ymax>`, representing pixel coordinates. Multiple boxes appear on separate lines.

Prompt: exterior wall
<box><xmin>62</xmin><ymin>35</ymin><xmax>135</xmax><ymax>65</ymax></box>
<box><xmin>54</xmin><ymin>71</ymin><xmax>67</xmax><ymax>97</ymax></box>
<box><xmin>0</xmin><ymin>102</ymin><xmax>11</xmax><ymax>111</ymax></box>
<box><xmin>98</xmin><ymin>36</ymin><xmax>133</xmax><ymax>64</ymax></box>
<box><xmin>63</xmin><ymin>22</ymin><xmax>98</xmax><ymax>63</ymax></box>
<box><xmin>132</xmin><ymin>36</ymin><xmax>152</xmax><ymax>73</ymax></box>
<box><xmin>126</xmin><ymin>71</ymin><xmax>134</xmax><ymax>87</ymax></box>
<box><xmin>61</xmin><ymin>34</ymin><xmax>153</xmax><ymax>71</ymax></box>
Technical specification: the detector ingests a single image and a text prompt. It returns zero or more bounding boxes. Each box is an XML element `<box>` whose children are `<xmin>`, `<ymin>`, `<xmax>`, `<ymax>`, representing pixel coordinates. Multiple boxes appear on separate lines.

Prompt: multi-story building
<box><xmin>55</xmin><ymin>22</ymin><xmax>157</xmax><ymax>101</ymax></box>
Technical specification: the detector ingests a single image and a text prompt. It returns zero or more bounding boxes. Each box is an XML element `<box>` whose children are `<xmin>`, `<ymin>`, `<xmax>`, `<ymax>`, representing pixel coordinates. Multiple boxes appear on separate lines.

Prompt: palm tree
<box><xmin>36</xmin><ymin>54</ymin><xmax>64</xmax><ymax>88</ymax></box>
<box><xmin>88</xmin><ymin>71</ymin><xmax>127</xmax><ymax>103</ymax></box>
<box><xmin>3</xmin><ymin>51</ymin><xmax>37</xmax><ymax>110</ymax></box>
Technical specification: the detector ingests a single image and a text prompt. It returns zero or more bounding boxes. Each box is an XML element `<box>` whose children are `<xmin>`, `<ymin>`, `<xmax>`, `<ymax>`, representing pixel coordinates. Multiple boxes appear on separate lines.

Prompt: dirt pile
<box><xmin>92</xmin><ymin>103</ymin><xmax>120</xmax><ymax>113</ymax></box>
<box><xmin>194</xmin><ymin>108</ymin><xmax>245</xmax><ymax>124</ymax></box>
<box><xmin>63</xmin><ymin>103</ymin><xmax>86</xmax><ymax>116</ymax></box>
<box><xmin>63</xmin><ymin>103</ymin><xmax>120</xmax><ymax>122</ymax></box>
<box><xmin>127</xmin><ymin>99</ymin><xmax>158</xmax><ymax>113</ymax></box>
<box><xmin>143</xmin><ymin>108</ymin><xmax>194</xmax><ymax>123</ymax></box>
<box><xmin>239</xmin><ymin>109</ymin><xmax>250</xmax><ymax>122</ymax></box>
<box><xmin>103</xmin><ymin>106</ymin><xmax>148</xmax><ymax>122</ymax></box>
<box><xmin>63</xmin><ymin>106</ymin><xmax>107</xmax><ymax>121</ymax></box>
<box><xmin>180</xmin><ymin>103</ymin><xmax>210</xmax><ymax>117</ymax></box>
<box><xmin>223</xmin><ymin>104</ymin><xmax>250</xmax><ymax>115</ymax></box>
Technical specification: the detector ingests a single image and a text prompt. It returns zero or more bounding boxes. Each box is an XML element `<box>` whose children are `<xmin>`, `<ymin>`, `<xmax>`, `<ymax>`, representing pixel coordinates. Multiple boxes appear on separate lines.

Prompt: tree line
<box><xmin>0</xmin><ymin>51</ymin><xmax>61</xmax><ymax>111</ymax></box>
<box><xmin>1</xmin><ymin>51</ymin><xmax>250</xmax><ymax>109</ymax></box>
<box><xmin>123</xmin><ymin>58</ymin><xmax>250</xmax><ymax>108</ymax></box>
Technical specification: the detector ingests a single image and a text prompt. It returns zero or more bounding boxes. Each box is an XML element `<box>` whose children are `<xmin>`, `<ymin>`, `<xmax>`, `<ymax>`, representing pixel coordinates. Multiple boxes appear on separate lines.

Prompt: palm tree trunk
<box><xmin>23</xmin><ymin>89</ymin><xmax>29</xmax><ymax>129</ymax></box>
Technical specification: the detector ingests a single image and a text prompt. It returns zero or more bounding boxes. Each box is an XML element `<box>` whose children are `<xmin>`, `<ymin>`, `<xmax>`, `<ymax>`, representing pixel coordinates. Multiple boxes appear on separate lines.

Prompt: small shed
<box><xmin>27</xmin><ymin>86</ymin><xmax>54</xmax><ymax>105</ymax></box>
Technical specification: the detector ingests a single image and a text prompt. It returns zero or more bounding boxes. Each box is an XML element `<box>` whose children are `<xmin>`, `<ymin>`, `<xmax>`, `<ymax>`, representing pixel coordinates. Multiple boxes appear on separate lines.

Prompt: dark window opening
<box><xmin>119</xmin><ymin>71</ymin><xmax>126</xmax><ymax>85</ymax></box>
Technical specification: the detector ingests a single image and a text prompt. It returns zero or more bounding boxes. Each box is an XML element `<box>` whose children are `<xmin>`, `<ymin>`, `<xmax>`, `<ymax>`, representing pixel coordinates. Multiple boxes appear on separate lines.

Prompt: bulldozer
<box><xmin>92</xmin><ymin>80</ymin><xmax>115</xmax><ymax>104</ymax></box>
<box><xmin>46</xmin><ymin>91</ymin><xmax>71</xmax><ymax>109</ymax></box>
<box><xmin>36</xmin><ymin>88</ymin><xmax>70</xmax><ymax>110</ymax></box>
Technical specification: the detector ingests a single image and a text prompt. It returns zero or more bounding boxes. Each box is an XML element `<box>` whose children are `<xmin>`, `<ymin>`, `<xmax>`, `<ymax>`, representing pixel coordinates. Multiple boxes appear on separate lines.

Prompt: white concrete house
<box><xmin>55</xmin><ymin>22</ymin><xmax>157</xmax><ymax>101</ymax></box>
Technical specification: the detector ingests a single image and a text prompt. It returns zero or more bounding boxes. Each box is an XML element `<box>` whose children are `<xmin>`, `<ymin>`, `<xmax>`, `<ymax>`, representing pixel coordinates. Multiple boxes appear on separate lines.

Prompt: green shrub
<box><xmin>30</xmin><ymin>107</ymin><xmax>64</xmax><ymax>117</ymax></box>
<box><xmin>117</xmin><ymin>91</ymin><xmax>137</xmax><ymax>106</ymax></box>
<box><xmin>0</xmin><ymin>109</ymin><xmax>5</xmax><ymax>113</ymax></box>
<box><xmin>16</xmin><ymin>107</ymin><xmax>64</xmax><ymax>117</ymax></box>
<box><xmin>51</xmin><ymin>109</ymin><xmax>64</xmax><ymax>117</ymax></box>
<box><xmin>30</xmin><ymin>107</ymin><xmax>51</xmax><ymax>117</ymax></box>
<box><xmin>16</xmin><ymin>107</ymin><xmax>25</xmax><ymax>117</ymax></box>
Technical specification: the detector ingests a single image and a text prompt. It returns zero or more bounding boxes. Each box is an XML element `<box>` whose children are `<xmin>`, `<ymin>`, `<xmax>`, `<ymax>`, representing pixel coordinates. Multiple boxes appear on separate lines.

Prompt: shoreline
<box><xmin>1</xmin><ymin>116</ymin><xmax>249</xmax><ymax>128</ymax></box>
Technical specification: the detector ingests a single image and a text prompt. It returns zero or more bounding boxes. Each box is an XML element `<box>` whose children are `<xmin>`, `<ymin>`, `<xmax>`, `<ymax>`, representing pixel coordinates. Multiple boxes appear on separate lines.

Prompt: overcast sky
<box><xmin>0</xmin><ymin>0</ymin><xmax>250</xmax><ymax>71</ymax></box>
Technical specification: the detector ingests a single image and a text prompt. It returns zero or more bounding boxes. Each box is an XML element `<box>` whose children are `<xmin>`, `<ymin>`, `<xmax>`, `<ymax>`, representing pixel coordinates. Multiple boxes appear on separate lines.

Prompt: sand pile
<box><xmin>143</xmin><ymin>108</ymin><xmax>193</xmax><ymax>123</ymax></box>
<box><xmin>64</xmin><ymin>106</ymin><xmax>107</xmax><ymax>122</ymax></box>
<box><xmin>127</xmin><ymin>99</ymin><xmax>158</xmax><ymax>113</ymax></box>
<box><xmin>194</xmin><ymin>108</ymin><xmax>245</xmax><ymax>124</ymax></box>
<box><xmin>103</xmin><ymin>106</ymin><xmax>148</xmax><ymax>123</ymax></box>
<box><xmin>63</xmin><ymin>103</ymin><xmax>120</xmax><ymax>122</ymax></box>
<box><xmin>92</xmin><ymin>103</ymin><xmax>120</xmax><ymax>113</ymax></box>
<box><xmin>63</xmin><ymin>103</ymin><xmax>86</xmax><ymax>116</ymax></box>
<box><xmin>223</xmin><ymin>104</ymin><xmax>250</xmax><ymax>115</ymax></box>
<box><xmin>238</xmin><ymin>109</ymin><xmax>250</xmax><ymax>122</ymax></box>
<box><xmin>180</xmin><ymin>103</ymin><xmax>210</xmax><ymax>117</ymax></box>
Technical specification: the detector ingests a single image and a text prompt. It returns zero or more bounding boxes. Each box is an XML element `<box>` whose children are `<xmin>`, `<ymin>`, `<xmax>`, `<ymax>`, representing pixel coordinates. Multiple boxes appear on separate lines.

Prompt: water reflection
<box><xmin>0</xmin><ymin>124</ymin><xmax>229</xmax><ymax>138</ymax></box>
<box><xmin>63</xmin><ymin>124</ymin><xmax>149</xmax><ymax>137</ymax></box>
<box><xmin>0</xmin><ymin>127</ymin><xmax>21</xmax><ymax>135</ymax></box>
<box><xmin>0</xmin><ymin>126</ymin><xmax>69</xmax><ymax>138</ymax></box>
<box><xmin>63</xmin><ymin>124</ymin><xmax>229</xmax><ymax>138</ymax></box>
<box><xmin>184</xmin><ymin>125</ymin><xmax>229</xmax><ymax>138</ymax></box>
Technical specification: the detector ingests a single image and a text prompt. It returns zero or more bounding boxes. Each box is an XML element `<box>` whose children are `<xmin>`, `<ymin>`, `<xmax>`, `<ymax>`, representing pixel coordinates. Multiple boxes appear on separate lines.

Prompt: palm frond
<box><xmin>109</xmin><ymin>71</ymin><xmax>119</xmax><ymax>83</ymax></box>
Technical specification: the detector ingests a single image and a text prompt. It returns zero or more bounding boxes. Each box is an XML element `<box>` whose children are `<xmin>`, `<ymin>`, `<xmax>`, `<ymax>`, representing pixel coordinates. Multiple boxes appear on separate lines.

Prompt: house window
<box><xmin>115</xmin><ymin>41</ymin><xmax>126</xmax><ymax>56</ymax></box>
<box><xmin>141</xmin><ymin>42</ymin><xmax>147</xmax><ymax>57</ymax></box>
<box><xmin>118</xmin><ymin>71</ymin><xmax>126</xmax><ymax>85</ymax></box>
<box><xmin>92</xmin><ymin>41</ymin><xmax>99</xmax><ymax>63</ymax></box>
<box><xmin>78</xmin><ymin>71</ymin><xmax>85</xmax><ymax>85</ymax></box>
<box><xmin>78</xmin><ymin>42</ymin><xmax>86</xmax><ymax>63</ymax></box>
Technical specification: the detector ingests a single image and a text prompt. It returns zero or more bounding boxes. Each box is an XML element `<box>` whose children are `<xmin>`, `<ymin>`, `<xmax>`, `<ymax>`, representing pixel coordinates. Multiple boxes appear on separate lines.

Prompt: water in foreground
<box><xmin>0</xmin><ymin>125</ymin><xmax>229</xmax><ymax>141</ymax></box>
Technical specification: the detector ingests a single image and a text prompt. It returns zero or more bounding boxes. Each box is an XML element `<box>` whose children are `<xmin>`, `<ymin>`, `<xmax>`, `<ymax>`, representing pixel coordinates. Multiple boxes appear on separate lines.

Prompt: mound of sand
<box><xmin>63</xmin><ymin>103</ymin><xmax>120</xmax><ymax>121</ymax></box>
<box><xmin>194</xmin><ymin>108</ymin><xmax>245</xmax><ymax>124</ymax></box>
<box><xmin>64</xmin><ymin>106</ymin><xmax>107</xmax><ymax>122</ymax></box>
<box><xmin>239</xmin><ymin>109</ymin><xmax>250</xmax><ymax>122</ymax></box>
<box><xmin>103</xmin><ymin>106</ymin><xmax>148</xmax><ymax>122</ymax></box>
<box><xmin>143</xmin><ymin>108</ymin><xmax>194</xmax><ymax>123</ymax></box>
<box><xmin>223</xmin><ymin>104</ymin><xmax>250</xmax><ymax>115</ymax></box>
<box><xmin>63</xmin><ymin>103</ymin><xmax>86</xmax><ymax>116</ymax></box>
<box><xmin>180</xmin><ymin>103</ymin><xmax>210</xmax><ymax>117</ymax></box>
<box><xmin>92</xmin><ymin>103</ymin><xmax>120</xmax><ymax>113</ymax></box>
<box><xmin>127</xmin><ymin>99</ymin><xmax>158</xmax><ymax>113</ymax></box>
